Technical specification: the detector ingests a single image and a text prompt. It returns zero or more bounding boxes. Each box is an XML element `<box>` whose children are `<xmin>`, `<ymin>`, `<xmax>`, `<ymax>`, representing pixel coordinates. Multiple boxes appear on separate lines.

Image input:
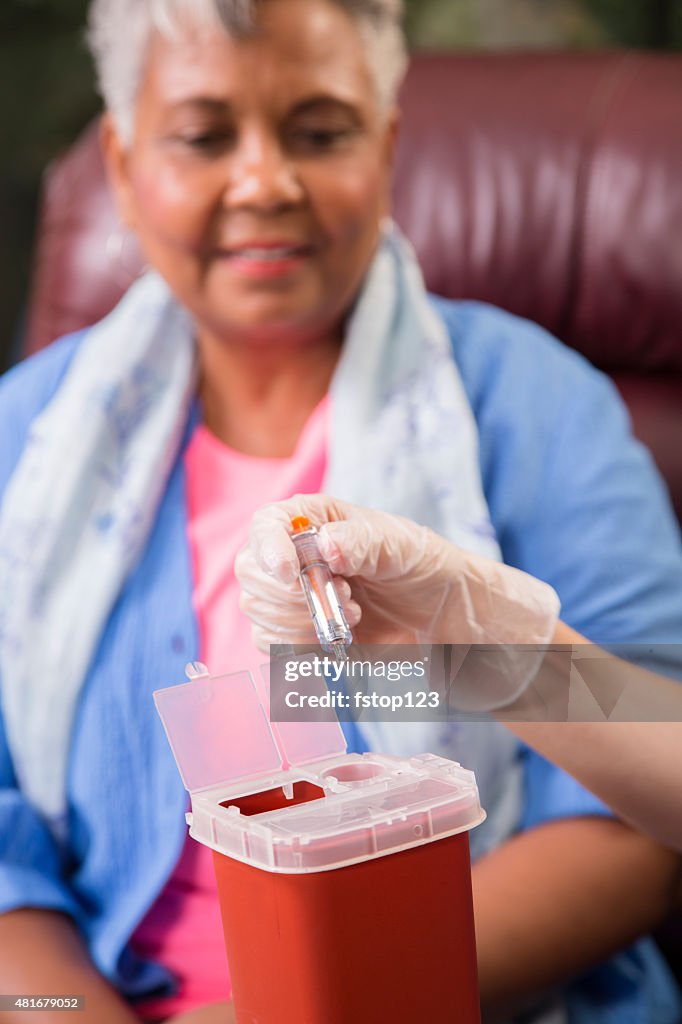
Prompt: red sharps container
<box><xmin>154</xmin><ymin>667</ymin><xmax>485</xmax><ymax>1024</ymax></box>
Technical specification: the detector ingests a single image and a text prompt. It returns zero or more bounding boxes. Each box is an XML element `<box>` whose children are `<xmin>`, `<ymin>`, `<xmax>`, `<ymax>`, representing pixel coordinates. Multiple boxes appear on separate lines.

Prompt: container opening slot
<box><xmin>220</xmin><ymin>780</ymin><xmax>326</xmax><ymax>816</ymax></box>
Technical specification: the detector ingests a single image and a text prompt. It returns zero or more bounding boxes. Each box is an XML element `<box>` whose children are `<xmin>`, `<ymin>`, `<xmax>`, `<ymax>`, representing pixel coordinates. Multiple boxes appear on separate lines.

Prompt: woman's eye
<box><xmin>291</xmin><ymin>127</ymin><xmax>356</xmax><ymax>151</ymax></box>
<box><xmin>175</xmin><ymin>131</ymin><xmax>234</xmax><ymax>152</ymax></box>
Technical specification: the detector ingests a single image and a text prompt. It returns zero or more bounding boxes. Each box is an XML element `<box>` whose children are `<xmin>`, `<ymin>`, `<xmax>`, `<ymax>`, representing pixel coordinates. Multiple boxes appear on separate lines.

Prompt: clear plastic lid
<box><xmin>187</xmin><ymin>750</ymin><xmax>486</xmax><ymax>873</ymax></box>
<box><xmin>154</xmin><ymin>668</ymin><xmax>347</xmax><ymax>793</ymax></box>
<box><xmin>155</xmin><ymin>667</ymin><xmax>485</xmax><ymax>873</ymax></box>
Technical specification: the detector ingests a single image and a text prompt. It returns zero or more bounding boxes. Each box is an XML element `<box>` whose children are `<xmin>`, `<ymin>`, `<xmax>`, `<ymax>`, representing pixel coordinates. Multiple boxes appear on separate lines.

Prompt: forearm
<box><xmin>507</xmin><ymin>720</ymin><xmax>682</xmax><ymax>852</ymax></box>
<box><xmin>498</xmin><ymin>621</ymin><xmax>682</xmax><ymax>851</ymax></box>
<box><xmin>473</xmin><ymin>817</ymin><xmax>682</xmax><ymax>1018</ymax></box>
<box><xmin>0</xmin><ymin>909</ymin><xmax>141</xmax><ymax>1024</ymax></box>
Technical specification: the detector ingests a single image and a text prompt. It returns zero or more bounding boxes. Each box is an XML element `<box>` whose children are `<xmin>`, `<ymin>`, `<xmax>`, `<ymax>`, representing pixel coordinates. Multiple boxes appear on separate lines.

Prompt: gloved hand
<box><xmin>236</xmin><ymin>495</ymin><xmax>560</xmax><ymax>708</ymax></box>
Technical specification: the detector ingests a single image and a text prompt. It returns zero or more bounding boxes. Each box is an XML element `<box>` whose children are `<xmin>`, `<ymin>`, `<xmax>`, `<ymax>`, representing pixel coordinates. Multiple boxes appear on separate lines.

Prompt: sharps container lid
<box><xmin>154</xmin><ymin>667</ymin><xmax>347</xmax><ymax>793</ymax></box>
<box><xmin>155</xmin><ymin>665</ymin><xmax>485</xmax><ymax>874</ymax></box>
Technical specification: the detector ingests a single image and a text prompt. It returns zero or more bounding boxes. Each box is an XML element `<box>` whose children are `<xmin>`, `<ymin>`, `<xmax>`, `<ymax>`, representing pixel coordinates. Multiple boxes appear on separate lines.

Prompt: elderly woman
<box><xmin>0</xmin><ymin>1</ymin><xmax>681</xmax><ymax>1023</ymax></box>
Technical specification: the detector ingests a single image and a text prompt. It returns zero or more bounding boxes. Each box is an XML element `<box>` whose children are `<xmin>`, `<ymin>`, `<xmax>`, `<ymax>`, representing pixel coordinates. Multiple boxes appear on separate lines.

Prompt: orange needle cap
<box><xmin>291</xmin><ymin>516</ymin><xmax>311</xmax><ymax>534</ymax></box>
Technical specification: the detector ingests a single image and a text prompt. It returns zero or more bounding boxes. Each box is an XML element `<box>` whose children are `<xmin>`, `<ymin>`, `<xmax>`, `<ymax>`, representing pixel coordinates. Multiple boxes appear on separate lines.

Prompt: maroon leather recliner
<box><xmin>18</xmin><ymin>50</ymin><xmax>682</xmax><ymax>985</ymax></box>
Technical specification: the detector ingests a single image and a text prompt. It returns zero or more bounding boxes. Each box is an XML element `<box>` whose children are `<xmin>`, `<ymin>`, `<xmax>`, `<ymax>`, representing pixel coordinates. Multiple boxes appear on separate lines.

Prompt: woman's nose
<box><xmin>225</xmin><ymin>133</ymin><xmax>304</xmax><ymax>211</ymax></box>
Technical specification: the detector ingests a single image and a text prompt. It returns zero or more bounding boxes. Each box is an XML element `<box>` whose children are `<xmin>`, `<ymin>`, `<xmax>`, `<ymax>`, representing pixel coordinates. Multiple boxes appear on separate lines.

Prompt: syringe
<box><xmin>290</xmin><ymin>516</ymin><xmax>353</xmax><ymax>662</ymax></box>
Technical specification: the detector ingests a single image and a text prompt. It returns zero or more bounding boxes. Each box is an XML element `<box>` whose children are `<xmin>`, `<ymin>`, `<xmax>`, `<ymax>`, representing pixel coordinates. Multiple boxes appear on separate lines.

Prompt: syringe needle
<box><xmin>329</xmin><ymin>639</ymin><xmax>348</xmax><ymax>665</ymax></box>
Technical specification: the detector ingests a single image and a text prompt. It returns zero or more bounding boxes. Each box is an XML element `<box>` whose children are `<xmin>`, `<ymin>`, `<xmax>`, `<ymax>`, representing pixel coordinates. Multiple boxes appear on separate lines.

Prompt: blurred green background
<box><xmin>1</xmin><ymin>0</ymin><xmax>681</xmax><ymax>370</ymax></box>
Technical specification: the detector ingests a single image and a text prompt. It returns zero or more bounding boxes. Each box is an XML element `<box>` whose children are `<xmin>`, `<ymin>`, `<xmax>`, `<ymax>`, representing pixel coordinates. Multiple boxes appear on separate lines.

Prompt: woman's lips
<box><xmin>216</xmin><ymin>242</ymin><xmax>314</xmax><ymax>279</ymax></box>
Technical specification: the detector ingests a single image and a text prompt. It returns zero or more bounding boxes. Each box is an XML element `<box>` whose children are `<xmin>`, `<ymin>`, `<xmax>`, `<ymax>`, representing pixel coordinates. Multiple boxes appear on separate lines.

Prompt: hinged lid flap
<box><xmin>154</xmin><ymin>671</ymin><xmax>283</xmax><ymax>792</ymax></box>
<box><xmin>261</xmin><ymin>663</ymin><xmax>347</xmax><ymax>768</ymax></box>
<box><xmin>154</xmin><ymin>666</ymin><xmax>346</xmax><ymax>793</ymax></box>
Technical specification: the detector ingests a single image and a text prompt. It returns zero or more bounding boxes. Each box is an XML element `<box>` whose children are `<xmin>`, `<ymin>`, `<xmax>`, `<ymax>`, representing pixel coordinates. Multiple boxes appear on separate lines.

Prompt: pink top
<box><xmin>131</xmin><ymin>400</ymin><xmax>329</xmax><ymax>1020</ymax></box>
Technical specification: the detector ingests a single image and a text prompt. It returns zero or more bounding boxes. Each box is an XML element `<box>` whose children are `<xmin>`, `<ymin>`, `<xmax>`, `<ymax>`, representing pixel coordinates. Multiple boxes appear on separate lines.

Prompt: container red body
<box><xmin>212</xmin><ymin>785</ymin><xmax>481</xmax><ymax>1024</ymax></box>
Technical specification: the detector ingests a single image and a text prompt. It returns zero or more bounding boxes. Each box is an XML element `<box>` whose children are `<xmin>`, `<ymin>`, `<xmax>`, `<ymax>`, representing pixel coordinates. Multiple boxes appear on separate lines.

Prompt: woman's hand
<box><xmin>0</xmin><ymin>909</ymin><xmax>143</xmax><ymax>1024</ymax></box>
<box><xmin>164</xmin><ymin>1001</ymin><xmax>235</xmax><ymax>1023</ymax></box>
<box><xmin>236</xmin><ymin>495</ymin><xmax>560</xmax><ymax>707</ymax></box>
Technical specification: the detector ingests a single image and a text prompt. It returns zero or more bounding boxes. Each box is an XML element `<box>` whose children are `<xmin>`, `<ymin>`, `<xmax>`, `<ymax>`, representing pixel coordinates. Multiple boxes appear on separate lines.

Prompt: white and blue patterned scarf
<box><xmin>0</xmin><ymin>221</ymin><xmax>518</xmax><ymax>844</ymax></box>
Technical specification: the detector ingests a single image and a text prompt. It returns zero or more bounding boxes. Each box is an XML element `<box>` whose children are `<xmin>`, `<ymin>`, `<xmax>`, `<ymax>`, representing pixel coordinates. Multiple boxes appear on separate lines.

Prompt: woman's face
<box><xmin>104</xmin><ymin>0</ymin><xmax>398</xmax><ymax>348</ymax></box>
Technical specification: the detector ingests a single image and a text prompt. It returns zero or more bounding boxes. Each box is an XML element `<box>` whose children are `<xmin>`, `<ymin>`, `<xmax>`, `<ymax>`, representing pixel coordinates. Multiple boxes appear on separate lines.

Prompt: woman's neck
<box><xmin>197</xmin><ymin>330</ymin><xmax>341</xmax><ymax>458</ymax></box>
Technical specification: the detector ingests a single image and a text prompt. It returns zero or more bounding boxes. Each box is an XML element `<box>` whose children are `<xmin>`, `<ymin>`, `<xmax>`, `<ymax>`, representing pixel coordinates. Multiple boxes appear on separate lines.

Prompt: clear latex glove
<box><xmin>235</xmin><ymin>495</ymin><xmax>561</xmax><ymax>708</ymax></box>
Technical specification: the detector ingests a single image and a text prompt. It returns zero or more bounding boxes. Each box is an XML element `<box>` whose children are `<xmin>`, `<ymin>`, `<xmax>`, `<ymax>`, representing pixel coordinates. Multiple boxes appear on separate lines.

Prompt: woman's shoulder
<box><xmin>428</xmin><ymin>295</ymin><xmax>608</xmax><ymax>418</ymax></box>
<box><xmin>0</xmin><ymin>330</ymin><xmax>87</xmax><ymax>490</ymax></box>
<box><xmin>427</xmin><ymin>294</ymin><xmax>633</xmax><ymax>475</ymax></box>
<box><xmin>1</xmin><ymin>330</ymin><xmax>86</xmax><ymax>402</ymax></box>
<box><xmin>428</xmin><ymin>297</ymin><xmax>682</xmax><ymax>642</ymax></box>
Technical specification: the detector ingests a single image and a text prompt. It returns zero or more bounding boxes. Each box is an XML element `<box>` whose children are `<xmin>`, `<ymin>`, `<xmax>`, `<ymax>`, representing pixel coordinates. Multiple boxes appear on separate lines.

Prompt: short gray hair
<box><xmin>87</xmin><ymin>0</ymin><xmax>408</xmax><ymax>142</ymax></box>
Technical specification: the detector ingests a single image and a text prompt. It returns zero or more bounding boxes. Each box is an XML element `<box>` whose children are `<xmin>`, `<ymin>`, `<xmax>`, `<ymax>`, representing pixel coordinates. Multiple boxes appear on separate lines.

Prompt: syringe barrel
<box><xmin>291</xmin><ymin>527</ymin><xmax>353</xmax><ymax>652</ymax></box>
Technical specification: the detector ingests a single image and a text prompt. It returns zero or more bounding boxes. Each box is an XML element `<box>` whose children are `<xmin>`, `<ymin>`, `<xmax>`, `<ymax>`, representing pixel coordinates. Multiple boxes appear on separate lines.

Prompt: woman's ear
<box><xmin>99</xmin><ymin>113</ymin><xmax>137</xmax><ymax>230</ymax></box>
<box><xmin>384</xmin><ymin>107</ymin><xmax>401</xmax><ymax>169</ymax></box>
<box><xmin>379</xmin><ymin>107</ymin><xmax>401</xmax><ymax>219</ymax></box>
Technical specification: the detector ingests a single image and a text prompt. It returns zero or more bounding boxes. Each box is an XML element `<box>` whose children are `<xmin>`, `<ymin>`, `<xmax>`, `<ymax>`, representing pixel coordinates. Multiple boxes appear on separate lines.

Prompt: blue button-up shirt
<box><xmin>0</xmin><ymin>298</ymin><xmax>680</xmax><ymax>1021</ymax></box>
